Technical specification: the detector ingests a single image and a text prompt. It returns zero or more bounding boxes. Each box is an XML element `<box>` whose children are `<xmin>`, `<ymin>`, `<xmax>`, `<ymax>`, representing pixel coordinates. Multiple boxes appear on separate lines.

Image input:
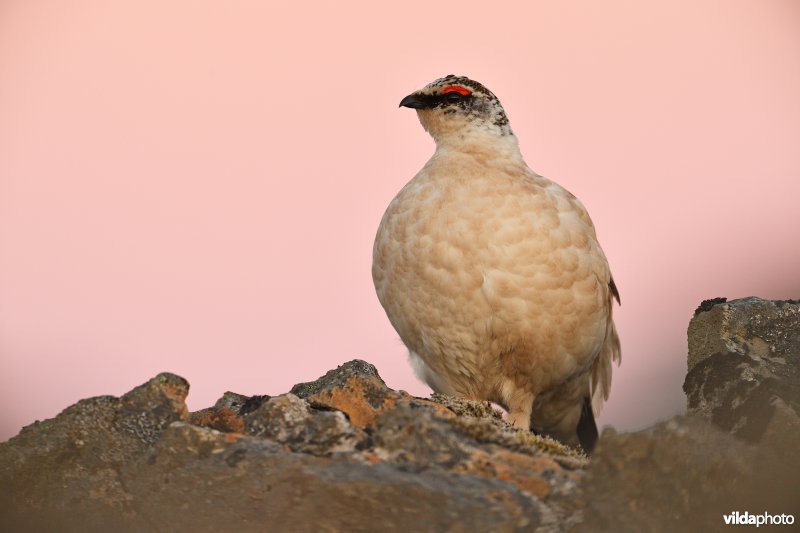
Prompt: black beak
<box><xmin>399</xmin><ymin>93</ymin><xmax>434</xmax><ymax>109</ymax></box>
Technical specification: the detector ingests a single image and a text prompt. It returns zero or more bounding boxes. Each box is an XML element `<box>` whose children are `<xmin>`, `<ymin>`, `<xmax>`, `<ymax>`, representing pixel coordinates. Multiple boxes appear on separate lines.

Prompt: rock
<box><xmin>243</xmin><ymin>393</ymin><xmax>366</xmax><ymax>455</ymax></box>
<box><xmin>0</xmin><ymin>372</ymin><xmax>189</xmax><ymax>533</ymax></box>
<box><xmin>3</xmin><ymin>296</ymin><xmax>798</xmax><ymax>532</ymax></box>
<box><xmin>189</xmin><ymin>391</ymin><xmax>269</xmax><ymax>433</ymax></box>
<box><xmin>577</xmin><ymin>296</ymin><xmax>800</xmax><ymax>532</ymax></box>
<box><xmin>432</xmin><ymin>393</ymin><xmax>586</xmax><ymax>467</ymax></box>
<box><xmin>126</xmin><ymin>422</ymin><xmax>545</xmax><ymax>532</ymax></box>
<box><xmin>578</xmin><ymin>416</ymin><xmax>784</xmax><ymax>532</ymax></box>
<box><xmin>684</xmin><ymin>297</ymin><xmax>800</xmax><ymax>444</ymax></box>
<box><xmin>290</xmin><ymin>359</ymin><xmax>412</xmax><ymax>428</ymax></box>
<box><xmin>687</xmin><ymin>296</ymin><xmax>799</xmax><ymax>369</ymax></box>
<box><xmin>372</xmin><ymin>402</ymin><xmax>479</xmax><ymax>471</ymax></box>
<box><xmin>0</xmin><ymin>363</ymin><xmax>583</xmax><ymax>532</ymax></box>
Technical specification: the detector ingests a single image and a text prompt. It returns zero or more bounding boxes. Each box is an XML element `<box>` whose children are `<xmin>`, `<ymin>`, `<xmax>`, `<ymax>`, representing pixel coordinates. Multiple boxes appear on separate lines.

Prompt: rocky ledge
<box><xmin>1</xmin><ymin>297</ymin><xmax>798</xmax><ymax>532</ymax></box>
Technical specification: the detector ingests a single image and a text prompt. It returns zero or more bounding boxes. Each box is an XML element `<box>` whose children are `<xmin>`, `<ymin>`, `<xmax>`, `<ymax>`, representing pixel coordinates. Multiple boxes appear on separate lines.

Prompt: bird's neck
<box><xmin>433</xmin><ymin>130</ymin><xmax>525</xmax><ymax>164</ymax></box>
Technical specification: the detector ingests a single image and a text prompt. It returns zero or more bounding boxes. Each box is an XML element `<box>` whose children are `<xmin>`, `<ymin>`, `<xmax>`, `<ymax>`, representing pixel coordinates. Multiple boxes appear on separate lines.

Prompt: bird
<box><xmin>372</xmin><ymin>75</ymin><xmax>620</xmax><ymax>453</ymax></box>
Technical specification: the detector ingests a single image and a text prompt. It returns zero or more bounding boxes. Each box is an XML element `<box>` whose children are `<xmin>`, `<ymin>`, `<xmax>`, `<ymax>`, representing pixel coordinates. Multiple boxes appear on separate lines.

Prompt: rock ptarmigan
<box><xmin>372</xmin><ymin>75</ymin><xmax>620</xmax><ymax>453</ymax></box>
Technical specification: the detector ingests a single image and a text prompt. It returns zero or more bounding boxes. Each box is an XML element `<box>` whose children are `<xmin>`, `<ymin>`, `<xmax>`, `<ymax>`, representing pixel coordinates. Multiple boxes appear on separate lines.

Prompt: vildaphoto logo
<box><xmin>723</xmin><ymin>512</ymin><xmax>795</xmax><ymax>527</ymax></box>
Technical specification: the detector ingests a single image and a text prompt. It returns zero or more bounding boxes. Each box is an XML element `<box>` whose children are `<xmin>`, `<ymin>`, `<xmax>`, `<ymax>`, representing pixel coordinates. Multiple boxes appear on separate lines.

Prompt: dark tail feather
<box><xmin>577</xmin><ymin>396</ymin><xmax>599</xmax><ymax>454</ymax></box>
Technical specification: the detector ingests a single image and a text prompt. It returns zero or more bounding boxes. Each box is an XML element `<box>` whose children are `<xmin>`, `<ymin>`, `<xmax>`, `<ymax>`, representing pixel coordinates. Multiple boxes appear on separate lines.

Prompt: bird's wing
<box><xmin>590</xmin><ymin>276</ymin><xmax>621</xmax><ymax>415</ymax></box>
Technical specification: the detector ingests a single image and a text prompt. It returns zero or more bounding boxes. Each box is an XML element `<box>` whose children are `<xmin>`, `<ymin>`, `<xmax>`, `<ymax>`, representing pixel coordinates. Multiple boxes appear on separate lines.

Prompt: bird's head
<box><xmin>399</xmin><ymin>75</ymin><xmax>513</xmax><ymax>144</ymax></box>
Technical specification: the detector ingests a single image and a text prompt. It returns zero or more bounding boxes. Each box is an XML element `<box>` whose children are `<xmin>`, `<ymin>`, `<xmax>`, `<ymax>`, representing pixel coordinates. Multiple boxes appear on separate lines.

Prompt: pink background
<box><xmin>1</xmin><ymin>1</ymin><xmax>799</xmax><ymax>442</ymax></box>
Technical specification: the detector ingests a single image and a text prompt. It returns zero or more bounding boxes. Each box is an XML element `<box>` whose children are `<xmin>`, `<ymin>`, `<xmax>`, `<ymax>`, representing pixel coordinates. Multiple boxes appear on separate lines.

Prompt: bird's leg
<box><xmin>505</xmin><ymin>390</ymin><xmax>534</xmax><ymax>431</ymax></box>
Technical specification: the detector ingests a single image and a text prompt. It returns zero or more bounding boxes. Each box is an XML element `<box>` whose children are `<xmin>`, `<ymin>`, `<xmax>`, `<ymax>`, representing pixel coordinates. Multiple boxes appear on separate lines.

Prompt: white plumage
<box><xmin>372</xmin><ymin>75</ymin><xmax>620</xmax><ymax>452</ymax></box>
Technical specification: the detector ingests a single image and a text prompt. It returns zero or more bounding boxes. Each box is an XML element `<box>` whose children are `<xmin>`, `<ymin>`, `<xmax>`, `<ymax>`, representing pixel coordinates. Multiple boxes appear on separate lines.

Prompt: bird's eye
<box><xmin>441</xmin><ymin>85</ymin><xmax>472</xmax><ymax>103</ymax></box>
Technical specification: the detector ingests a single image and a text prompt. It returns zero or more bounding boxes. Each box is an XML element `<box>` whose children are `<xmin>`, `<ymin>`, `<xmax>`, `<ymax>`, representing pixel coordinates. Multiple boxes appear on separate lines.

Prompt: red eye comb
<box><xmin>442</xmin><ymin>86</ymin><xmax>471</xmax><ymax>96</ymax></box>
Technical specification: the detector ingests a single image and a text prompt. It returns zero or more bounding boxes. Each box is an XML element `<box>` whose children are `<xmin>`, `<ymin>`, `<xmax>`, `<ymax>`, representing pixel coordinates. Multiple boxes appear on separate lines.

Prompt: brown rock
<box><xmin>189</xmin><ymin>407</ymin><xmax>245</xmax><ymax>433</ymax></box>
<box><xmin>124</xmin><ymin>422</ymin><xmax>548</xmax><ymax>532</ymax></box>
<box><xmin>579</xmin><ymin>416</ymin><xmax>761</xmax><ymax>532</ymax></box>
<box><xmin>457</xmin><ymin>449</ymin><xmax>556</xmax><ymax>499</ymax></box>
<box><xmin>0</xmin><ymin>372</ymin><xmax>189</xmax><ymax>532</ymax></box>
<box><xmin>1</xmin><ymin>364</ymin><xmax>584</xmax><ymax>531</ymax></box>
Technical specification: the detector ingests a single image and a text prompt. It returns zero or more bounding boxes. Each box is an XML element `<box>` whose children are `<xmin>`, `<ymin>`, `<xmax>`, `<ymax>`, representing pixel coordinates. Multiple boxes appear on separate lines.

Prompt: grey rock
<box><xmin>212</xmin><ymin>390</ymin><xmax>250</xmax><ymax>411</ymax></box>
<box><xmin>372</xmin><ymin>403</ymin><xmax>476</xmax><ymax>471</ymax></box>
<box><xmin>243</xmin><ymin>393</ymin><xmax>366</xmax><ymax>455</ymax></box>
<box><xmin>687</xmin><ymin>296</ymin><xmax>799</xmax><ymax>369</ymax></box>
<box><xmin>684</xmin><ymin>296</ymin><xmax>800</xmax><ymax>443</ymax></box>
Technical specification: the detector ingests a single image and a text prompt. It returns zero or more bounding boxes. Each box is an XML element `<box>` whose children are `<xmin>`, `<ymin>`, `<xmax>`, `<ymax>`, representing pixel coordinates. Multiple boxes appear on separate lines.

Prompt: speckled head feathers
<box><xmin>400</xmin><ymin>75</ymin><xmax>513</xmax><ymax>139</ymax></box>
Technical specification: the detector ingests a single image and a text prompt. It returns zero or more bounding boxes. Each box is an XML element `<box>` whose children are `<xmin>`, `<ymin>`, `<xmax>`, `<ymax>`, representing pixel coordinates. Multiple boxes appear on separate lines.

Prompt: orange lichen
<box><xmin>306</xmin><ymin>376</ymin><xmax>400</xmax><ymax>428</ymax></box>
<box><xmin>223</xmin><ymin>433</ymin><xmax>243</xmax><ymax>444</ymax></box>
<box><xmin>360</xmin><ymin>451</ymin><xmax>382</xmax><ymax>465</ymax></box>
<box><xmin>455</xmin><ymin>449</ymin><xmax>559</xmax><ymax>499</ymax></box>
<box><xmin>189</xmin><ymin>408</ymin><xmax>245</xmax><ymax>434</ymax></box>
